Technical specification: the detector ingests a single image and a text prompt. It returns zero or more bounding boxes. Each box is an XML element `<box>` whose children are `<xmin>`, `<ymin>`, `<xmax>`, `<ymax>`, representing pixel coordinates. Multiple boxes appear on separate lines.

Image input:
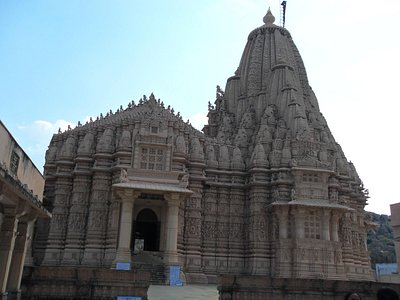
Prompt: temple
<box><xmin>32</xmin><ymin>8</ymin><xmax>374</xmax><ymax>287</ymax></box>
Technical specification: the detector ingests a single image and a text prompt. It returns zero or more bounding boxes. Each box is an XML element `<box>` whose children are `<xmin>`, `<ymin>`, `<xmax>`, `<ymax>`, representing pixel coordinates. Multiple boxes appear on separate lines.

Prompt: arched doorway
<box><xmin>377</xmin><ymin>288</ymin><xmax>399</xmax><ymax>300</ymax></box>
<box><xmin>132</xmin><ymin>208</ymin><xmax>160</xmax><ymax>252</ymax></box>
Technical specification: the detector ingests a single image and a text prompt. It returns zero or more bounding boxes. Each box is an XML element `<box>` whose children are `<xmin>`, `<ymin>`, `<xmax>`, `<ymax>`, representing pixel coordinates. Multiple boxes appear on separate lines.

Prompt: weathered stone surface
<box><xmin>22</xmin><ymin>266</ymin><xmax>150</xmax><ymax>300</ymax></box>
<box><xmin>218</xmin><ymin>275</ymin><xmax>400</xmax><ymax>300</ymax></box>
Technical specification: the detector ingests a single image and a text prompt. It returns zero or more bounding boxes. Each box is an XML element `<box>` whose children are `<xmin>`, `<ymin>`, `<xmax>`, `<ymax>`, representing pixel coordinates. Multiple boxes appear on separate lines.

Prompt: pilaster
<box><xmin>184</xmin><ymin>158</ymin><xmax>206</xmax><ymax>282</ymax></box>
<box><xmin>322</xmin><ymin>209</ymin><xmax>331</xmax><ymax>241</ymax></box>
<box><xmin>294</xmin><ymin>208</ymin><xmax>305</xmax><ymax>239</ymax></box>
<box><xmin>330</xmin><ymin>212</ymin><xmax>340</xmax><ymax>242</ymax></box>
<box><xmin>215</xmin><ymin>187</ymin><xmax>229</xmax><ymax>274</ymax></box>
<box><xmin>42</xmin><ymin>175</ymin><xmax>73</xmax><ymax>265</ymax></box>
<box><xmin>247</xmin><ymin>181</ymin><xmax>269</xmax><ymax>275</ymax></box>
<box><xmin>104</xmin><ymin>196</ymin><xmax>121</xmax><ymax>266</ymax></box>
<box><xmin>277</xmin><ymin>206</ymin><xmax>289</xmax><ymax>239</ymax></box>
<box><xmin>62</xmin><ymin>174</ymin><xmax>91</xmax><ymax>265</ymax></box>
<box><xmin>82</xmin><ymin>172</ymin><xmax>111</xmax><ymax>266</ymax></box>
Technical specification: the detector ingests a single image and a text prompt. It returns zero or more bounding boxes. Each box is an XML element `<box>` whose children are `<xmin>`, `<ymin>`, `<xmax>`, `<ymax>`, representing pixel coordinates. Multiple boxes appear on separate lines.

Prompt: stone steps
<box><xmin>132</xmin><ymin>252</ymin><xmax>166</xmax><ymax>284</ymax></box>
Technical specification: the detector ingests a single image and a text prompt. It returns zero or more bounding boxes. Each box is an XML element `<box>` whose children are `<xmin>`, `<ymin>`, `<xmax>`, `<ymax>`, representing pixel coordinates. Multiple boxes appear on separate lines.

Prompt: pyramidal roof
<box><xmin>203</xmin><ymin>8</ymin><xmax>361</xmax><ymax>180</ymax></box>
<box><xmin>53</xmin><ymin>93</ymin><xmax>197</xmax><ymax>137</ymax></box>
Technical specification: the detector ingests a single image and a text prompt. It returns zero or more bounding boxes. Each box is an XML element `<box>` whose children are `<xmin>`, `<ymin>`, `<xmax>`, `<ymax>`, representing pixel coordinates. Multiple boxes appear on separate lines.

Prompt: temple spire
<box><xmin>263</xmin><ymin>7</ymin><xmax>276</xmax><ymax>25</ymax></box>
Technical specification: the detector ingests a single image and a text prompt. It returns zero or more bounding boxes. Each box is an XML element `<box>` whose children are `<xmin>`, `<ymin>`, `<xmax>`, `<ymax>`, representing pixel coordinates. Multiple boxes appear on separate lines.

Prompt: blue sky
<box><xmin>1</xmin><ymin>0</ymin><xmax>399</xmax><ymax>214</ymax></box>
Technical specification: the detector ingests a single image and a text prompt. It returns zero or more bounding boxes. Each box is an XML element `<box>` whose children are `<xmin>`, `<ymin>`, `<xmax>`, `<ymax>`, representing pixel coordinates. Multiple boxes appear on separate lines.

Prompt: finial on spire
<box><xmin>263</xmin><ymin>7</ymin><xmax>275</xmax><ymax>25</ymax></box>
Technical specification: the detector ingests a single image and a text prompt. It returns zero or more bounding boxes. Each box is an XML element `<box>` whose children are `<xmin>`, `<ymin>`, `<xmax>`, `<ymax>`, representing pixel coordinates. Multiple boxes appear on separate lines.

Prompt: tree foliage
<box><xmin>366</xmin><ymin>212</ymin><xmax>396</xmax><ymax>268</ymax></box>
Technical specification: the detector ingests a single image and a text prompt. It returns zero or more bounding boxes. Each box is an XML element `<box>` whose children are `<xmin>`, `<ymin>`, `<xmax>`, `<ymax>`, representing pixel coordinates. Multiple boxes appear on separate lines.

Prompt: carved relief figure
<box><xmin>120</xmin><ymin>168</ymin><xmax>128</xmax><ymax>183</ymax></box>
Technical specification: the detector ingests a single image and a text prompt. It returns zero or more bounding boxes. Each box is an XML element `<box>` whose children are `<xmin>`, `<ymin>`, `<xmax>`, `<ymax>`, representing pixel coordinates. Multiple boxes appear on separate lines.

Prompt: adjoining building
<box><xmin>0</xmin><ymin>120</ymin><xmax>50</xmax><ymax>300</ymax></box>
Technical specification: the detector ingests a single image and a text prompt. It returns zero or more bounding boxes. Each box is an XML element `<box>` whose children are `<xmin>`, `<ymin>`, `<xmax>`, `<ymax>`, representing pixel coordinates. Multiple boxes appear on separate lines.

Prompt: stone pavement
<box><xmin>147</xmin><ymin>284</ymin><xmax>219</xmax><ymax>300</ymax></box>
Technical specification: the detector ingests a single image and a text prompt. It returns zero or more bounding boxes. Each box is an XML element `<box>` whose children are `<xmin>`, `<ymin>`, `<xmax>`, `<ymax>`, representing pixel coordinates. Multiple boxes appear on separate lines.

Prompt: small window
<box><xmin>151</xmin><ymin>126</ymin><xmax>159</xmax><ymax>134</ymax></box>
<box><xmin>10</xmin><ymin>151</ymin><xmax>20</xmax><ymax>175</ymax></box>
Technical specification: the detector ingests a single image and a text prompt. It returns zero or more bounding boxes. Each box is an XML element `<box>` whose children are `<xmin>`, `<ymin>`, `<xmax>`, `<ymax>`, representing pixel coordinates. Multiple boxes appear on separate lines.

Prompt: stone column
<box><xmin>0</xmin><ymin>214</ymin><xmax>18</xmax><ymax>297</ymax></box>
<box><xmin>164</xmin><ymin>193</ymin><xmax>181</xmax><ymax>264</ymax></box>
<box><xmin>114</xmin><ymin>190</ymin><xmax>139</xmax><ymax>266</ymax></box>
<box><xmin>6</xmin><ymin>217</ymin><xmax>36</xmax><ymax>297</ymax></box>
<box><xmin>322</xmin><ymin>210</ymin><xmax>331</xmax><ymax>241</ymax></box>
<box><xmin>278</xmin><ymin>207</ymin><xmax>289</xmax><ymax>239</ymax></box>
<box><xmin>330</xmin><ymin>212</ymin><xmax>340</xmax><ymax>242</ymax></box>
<box><xmin>294</xmin><ymin>208</ymin><xmax>305</xmax><ymax>239</ymax></box>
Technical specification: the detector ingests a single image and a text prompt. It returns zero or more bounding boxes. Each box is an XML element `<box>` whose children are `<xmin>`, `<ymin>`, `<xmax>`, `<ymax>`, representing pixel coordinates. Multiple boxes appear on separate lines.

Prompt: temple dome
<box><xmin>220</xmin><ymin>9</ymin><xmax>324</xmax><ymax>138</ymax></box>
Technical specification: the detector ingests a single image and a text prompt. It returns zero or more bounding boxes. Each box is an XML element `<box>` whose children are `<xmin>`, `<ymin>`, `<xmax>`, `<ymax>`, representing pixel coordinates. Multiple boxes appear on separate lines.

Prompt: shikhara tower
<box><xmin>34</xmin><ymin>8</ymin><xmax>373</xmax><ymax>283</ymax></box>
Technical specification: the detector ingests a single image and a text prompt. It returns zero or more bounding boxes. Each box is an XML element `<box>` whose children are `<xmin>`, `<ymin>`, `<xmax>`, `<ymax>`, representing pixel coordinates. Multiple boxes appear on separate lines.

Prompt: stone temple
<box><xmin>33</xmin><ymin>8</ymin><xmax>373</xmax><ymax>286</ymax></box>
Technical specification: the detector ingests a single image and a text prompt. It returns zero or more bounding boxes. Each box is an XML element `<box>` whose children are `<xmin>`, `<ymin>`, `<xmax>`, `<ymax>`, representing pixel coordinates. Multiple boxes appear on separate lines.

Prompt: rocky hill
<box><xmin>367</xmin><ymin>212</ymin><xmax>396</xmax><ymax>268</ymax></box>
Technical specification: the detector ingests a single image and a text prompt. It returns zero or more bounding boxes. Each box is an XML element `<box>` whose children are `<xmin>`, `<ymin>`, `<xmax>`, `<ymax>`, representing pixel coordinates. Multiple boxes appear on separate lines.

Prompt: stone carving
<box><xmin>205</xmin><ymin>144</ymin><xmax>217</xmax><ymax>162</ymax></box>
<box><xmin>261</xmin><ymin>105</ymin><xmax>277</xmax><ymax>125</ymax></box>
<box><xmin>118</xmin><ymin>129</ymin><xmax>131</xmax><ymax>149</ymax></box>
<box><xmin>203</xmin><ymin>221</ymin><xmax>217</xmax><ymax>239</ymax></box>
<box><xmin>290</xmin><ymin>188</ymin><xmax>296</xmax><ymax>201</ymax></box>
<box><xmin>231</xmin><ymin>147</ymin><xmax>245</xmax><ymax>169</ymax></box>
<box><xmin>189</xmin><ymin>137</ymin><xmax>204</xmax><ymax>160</ymax></box>
<box><xmin>256</xmin><ymin>126</ymin><xmax>273</xmax><ymax>156</ymax></box>
<box><xmin>240</xmin><ymin>110</ymin><xmax>255</xmax><ymax>131</ymax></box>
<box><xmin>175</xmin><ymin>135</ymin><xmax>187</xmax><ymax>154</ymax></box>
<box><xmin>45</xmin><ymin>144</ymin><xmax>58</xmax><ymax>162</ymax></box>
<box><xmin>251</xmin><ymin>143</ymin><xmax>267</xmax><ymax>167</ymax></box>
<box><xmin>179</xmin><ymin>174</ymin><xmax>189</xmax><ymax>188</ymax></box>
<box><xmin>218</xmin><ymin>145</ymin><xmax>230</xmax><ymax>168</ymax></box>
<box><xmin>88</xmin><ymin>210</ymin><xmax>107</xmax><ymax>230</ymax></box>
<box><xmin>52</xmin><ymin>214</ymin><xmax>67</xmax><ymax>231</ymax></box>
<box><xmin>77</xmin><ymin>132</ymin><xmax>95</xmax><ymax>155</ymax></box>
<box><xmin>60</xmin><ymin>136</ymin><xmax>76</xmax><ymax>159</ymax></box>
<box><xmin>222</xmin><ymin>115</ymin><xmax>233</xmax><ymax>133</ymax></box>
<box><xmin>120</xmin><ymin>168</ymin><xmax>128</xmax><ymax>182</ymax></box>
<box><xmin>234</xmin><ymin>128</ymin><xmax>248</xmax><ymax>148</ymax></box>
<box><xmin>68</xmin><ymin>213</ymin><xmax>86</xmax><ymax>231</ymax></box>
<box><xmin>96</xmin><ymin>128</ymin><xmax>114</xmax><ymax>153</ymax></box>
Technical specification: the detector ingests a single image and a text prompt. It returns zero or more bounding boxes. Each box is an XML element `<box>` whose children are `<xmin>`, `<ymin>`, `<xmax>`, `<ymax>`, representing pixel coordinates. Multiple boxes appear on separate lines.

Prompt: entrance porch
<box><xmin>112</xmin><ymin>169</ymin><xmax>192</xmax><ymax>283</ymax></box>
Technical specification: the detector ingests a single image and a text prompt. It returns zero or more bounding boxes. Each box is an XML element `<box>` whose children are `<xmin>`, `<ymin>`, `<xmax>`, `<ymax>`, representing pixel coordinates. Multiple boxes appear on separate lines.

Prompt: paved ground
<box><xmin>147</xmin><ymin>284</ymin><xmax>219</xmax><ymax>300</ymax></box>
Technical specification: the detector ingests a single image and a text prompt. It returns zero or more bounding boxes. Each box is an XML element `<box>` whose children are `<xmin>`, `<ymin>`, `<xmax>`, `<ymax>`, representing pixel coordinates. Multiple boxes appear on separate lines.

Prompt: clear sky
<box><xmin>1</xmin><ymin>0</ymin><xmax>399</xmax><ymax>215</ymax></box>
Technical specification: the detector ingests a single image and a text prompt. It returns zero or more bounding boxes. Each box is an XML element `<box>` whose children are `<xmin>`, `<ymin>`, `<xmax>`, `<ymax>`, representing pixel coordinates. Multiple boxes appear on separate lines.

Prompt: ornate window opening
<box><xmin>304</xmin><ymin>211</ymin><xmax>321</xmax><ymax>239</ymax></box>
<box><xmin>10</xmin><ymin>151</ymin><xmax>20</xmax><ymax>175</ymax></box>
<box><xmin>302</xmin><ymin>173</ymin><xmax>320</xmax><ymax>182</ymax></box>
<box><xmin>150</xmin><ymin>126</ymin><xmax>159</xmax><ymax>134</ymax></box>
<box><xmin>140</xmin><ymin>147</ymin><xmax>165</xmax><ymax>170</ymax></box>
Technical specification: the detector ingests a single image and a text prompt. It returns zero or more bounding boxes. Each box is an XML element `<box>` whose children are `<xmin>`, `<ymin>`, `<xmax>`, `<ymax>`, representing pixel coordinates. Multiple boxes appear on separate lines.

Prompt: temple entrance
<box><xmin>132</xmin><ymin>208</ymin><xmax>160</xmax><ymax>252</ymax></box>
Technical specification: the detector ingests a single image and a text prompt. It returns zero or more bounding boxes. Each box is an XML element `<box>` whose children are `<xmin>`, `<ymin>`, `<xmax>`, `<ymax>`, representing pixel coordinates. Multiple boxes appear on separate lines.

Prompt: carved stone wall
<box><xmin>34</xmin><ymin>8</ymin><xmax>373</xmax><ymax>285</ymax></box>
